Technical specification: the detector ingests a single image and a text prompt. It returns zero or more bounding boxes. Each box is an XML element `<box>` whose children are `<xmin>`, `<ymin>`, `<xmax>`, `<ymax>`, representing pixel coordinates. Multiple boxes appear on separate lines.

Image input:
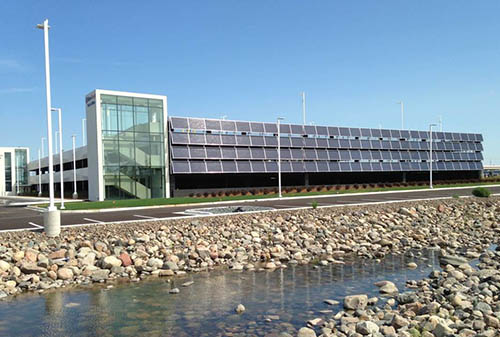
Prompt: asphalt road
<box><xmin>1</xmin><ymin>185</ymin><xmax>499</xmax><ymax>232</ymax></box>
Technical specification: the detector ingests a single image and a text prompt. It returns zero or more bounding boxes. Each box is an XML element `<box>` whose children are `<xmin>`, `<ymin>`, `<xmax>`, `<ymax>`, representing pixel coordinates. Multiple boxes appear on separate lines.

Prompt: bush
<box><xmin>472</xmin><ymin>187</ymin><xmax>491</xmax><ymax>198</ymax></box>
<box><xmin>311</xmin><ymin>200</ymin><xmax>318</xmax><ymax>209</ymax></box>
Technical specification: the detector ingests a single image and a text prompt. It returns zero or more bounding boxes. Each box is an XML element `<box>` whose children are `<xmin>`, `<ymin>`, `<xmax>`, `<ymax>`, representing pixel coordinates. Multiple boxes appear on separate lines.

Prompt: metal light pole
<box><xmin>397</xmin><ymin>101</ymin><xmax>404</xmax><ymax>129</ymax></box>
<box><xmin>72</xmin><ymin>134</ymin><xmax>78</xmax><ymax>199</ymax></box>
<box><xmin>301</xmin><ymin>92</ymin><xmax>306</xmax><ymax>125</ymax></box>
<box><xmin>439</xmin><ymin>116</ymin><xmax>443</xmax><ymax>132</ymax></box>
<box><xmin>429</xmin><ymin>123</ymin><xmax>437</xmax><ymax>189</ymax></box>
<box><xmin>41</xmin><ymin>137</ymin><xmax>46</xmax><ymax>157</ymax></box>
<box><xmin>52</xmin><ymin>108</ymin><xmax>64</xmax><ymax>209</ymax></box>
<box><xmin>277</xmin><ymin>117</ymin><xmax>284</xmax><ymax>198</ymax></box>
<box><xmin>38</xmin><ymin>148</ymin><xmax>42</xmax><ymax>197</ymax></box>
<box><xmin>16</xmin><ymin>155</ymin><xmax>20</xmax><ymax>195</ymax></box>
<box><xmin>37</xmin><ymin>18</ymin><xmax>60</xmax><ymax>237</ymax></box>
<box><xmin>55</xmin><ymin>131</ymin><xmax>59</xmax><ymax>153</ymax></box>
<box><xmin>82</xmin><ymin>118</ymin><xmax>86</xmax><ymax>146</ymax></box>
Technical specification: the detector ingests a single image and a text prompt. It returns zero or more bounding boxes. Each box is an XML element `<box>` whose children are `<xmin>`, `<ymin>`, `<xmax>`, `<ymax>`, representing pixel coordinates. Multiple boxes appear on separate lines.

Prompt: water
<box><xmin>0</xmin><ymin>250</ymin><xmax>439</xmax><ymax>337</ymax></box>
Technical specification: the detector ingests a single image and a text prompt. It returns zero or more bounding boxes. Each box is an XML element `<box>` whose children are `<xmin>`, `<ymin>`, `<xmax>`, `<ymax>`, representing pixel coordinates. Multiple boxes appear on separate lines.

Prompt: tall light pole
<box><xmin>55</xmin><ymin>131</ymin><xmax>59</xmax><ymax>153</ymax></box>
<box><xmin>52</xmin><ymin>108</ymin><xmax>64</xmax><ymax>209</ymax></box>
<box><xmin>16</xmin><ymin>155</ymin><xmax>20</xmax><ymax>195</ymax></box>
<box><xmin>397</xmin><ymin>101</ymin><xmax>404</xmax><ymax>129</ymax></box>
<box><xmin>72</xmin><ymin>134</ymin><xmax>78</xmax><ymax>199</ymax></box>
<box><xmin>38</xmin><ymin>148</ymin><xmax>42</xmax><ymax>197</ymax></box>
<box><xmin>301</xmin><ymin>92</ymin><xmax>306</xmax><ymax>125</ymax></box>
<box><xmin>277</xmin><ymin>117</ymin><xmax>284</xmax><ymax>198</ymax></box>
<box><xmin>41</xmin><ymin>137</ymin><xmax>46</xmax><ymax>157</ymax></box>
<box><xmin>37</xmin><ymin>18</ymin><xmax>60</xmax><ymax>237</ymax></box>
<box><xmin>439</xmin><ymin>116</ymin><xmax>443</xmax><ymax>132</ymax></box>
<box><xmin>82</xmin><ymin>118</ymin><xmax>86</xmax><ymax>146</ymax></box>
<box><xmin>429</xmin><ymin>123</ymin><xmax>438</xmax><ymax>189</ymax></box>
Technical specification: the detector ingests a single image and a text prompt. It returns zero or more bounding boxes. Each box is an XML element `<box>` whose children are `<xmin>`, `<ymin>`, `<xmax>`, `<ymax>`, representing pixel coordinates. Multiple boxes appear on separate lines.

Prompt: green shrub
<box><xmin>472</xmin><ymin>187</ymin><xmax>491</xmax><ymax>198</ymax></box>
<box><xmin>452</xmin><ymin>194</ymin><xmax>460</xmax><ymax>199</ymax></box>
<box><xmin>311</xmin><ymin>200</ymin><xmax>318</xmax><ymax>209</ymax></box>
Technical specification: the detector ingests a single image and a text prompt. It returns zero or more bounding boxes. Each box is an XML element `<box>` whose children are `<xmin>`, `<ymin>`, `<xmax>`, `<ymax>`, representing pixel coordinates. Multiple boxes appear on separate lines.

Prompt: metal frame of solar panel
<box><xmin>168</xmin><ymin>117</ymin><xmax>483</xmax><ymax>175</ymax></box>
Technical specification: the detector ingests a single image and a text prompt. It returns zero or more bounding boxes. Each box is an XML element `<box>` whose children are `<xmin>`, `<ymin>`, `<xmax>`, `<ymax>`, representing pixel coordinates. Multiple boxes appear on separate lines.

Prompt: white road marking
<box><xmin>28</xmin><ymin>222</ymin><xmax>43</xmax><ymax>229</ymax></box>
<box><xmin>133</xmin><ymin>214</ymin><xmax>157</xmax><ymax>219</ymax></box>
<box><xmin>83</xmin><ymin>218</ymin><xmax>103</xmax><ymax>223</ymax></box>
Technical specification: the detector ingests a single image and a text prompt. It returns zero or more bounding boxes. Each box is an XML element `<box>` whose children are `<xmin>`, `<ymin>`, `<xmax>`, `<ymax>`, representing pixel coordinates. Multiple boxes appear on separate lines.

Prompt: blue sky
<box><xmin>0</xmin><ymin>1</ymin><xmax>499</xmax><ymax>163</ymax></box>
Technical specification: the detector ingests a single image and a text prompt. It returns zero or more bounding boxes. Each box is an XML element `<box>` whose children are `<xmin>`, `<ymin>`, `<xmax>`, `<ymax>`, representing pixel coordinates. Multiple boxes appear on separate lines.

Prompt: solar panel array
<box><xmin>168</xmin><ymin>117</ymin><xmax>484</xmax><ymax>175</ymax></box>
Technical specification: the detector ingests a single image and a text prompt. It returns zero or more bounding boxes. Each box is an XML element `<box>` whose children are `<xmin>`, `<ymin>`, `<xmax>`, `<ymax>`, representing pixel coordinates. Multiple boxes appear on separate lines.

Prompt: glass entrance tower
<box><xmin>86</xmin><ymin>90</ymin><xmax>169</xmax><ymax>201</ymax></box>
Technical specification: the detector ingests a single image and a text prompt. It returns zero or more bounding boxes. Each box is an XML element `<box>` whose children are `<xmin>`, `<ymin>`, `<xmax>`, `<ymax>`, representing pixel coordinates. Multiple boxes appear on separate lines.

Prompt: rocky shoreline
<box><xmin>0</xmin><ymin>197</ymin><xmax>498</xmax><ymax>309</ymax></box>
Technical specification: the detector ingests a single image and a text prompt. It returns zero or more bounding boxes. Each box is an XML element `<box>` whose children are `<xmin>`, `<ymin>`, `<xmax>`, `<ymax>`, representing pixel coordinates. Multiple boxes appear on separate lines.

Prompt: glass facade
<box><xmin>4</xmin><ymin>153</ymin><xmax>11</xmax><ymax>192</ymax></box>
<box><xmin>14</xmin><ymin>149</ymin><xmax>28</xmax><ymax>186</ymax></box>
<box><xmin>101</xmin><ymin>94</ymin><xmax>165</xmax><ymax>199</ymax></box>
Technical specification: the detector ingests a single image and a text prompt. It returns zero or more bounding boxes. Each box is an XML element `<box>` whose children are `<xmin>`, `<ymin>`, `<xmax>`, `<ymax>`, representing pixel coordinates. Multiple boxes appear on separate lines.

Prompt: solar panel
<box><xmin>221</xmin><ymin>134</ymin><xmax>237</xmax><ymax>145</ymax></box>
<box><xmin>390</xmin><ymin>141</ymin><xmax>401</xmax><ymax>149</ymax></box>
<box><xmin>360</xmin><ymin>128</ymin><xmax>371</xmax><ymax>137</ymax></box>
<box><xmin>328</xmin><ymin>139</ymin><xmax>340</xmax><ymax>148</ymax></box>
<box><xmin>264</xmin><ymin>148</ymin><xmax>278</xmax><ymax>159</ymax></box>
<box><xmin>280</xmin><ymin>137</ymin><xmax>291</xmax><ymax>147</ymax></box>
<box><xmin>339</xmin><ymin>127</ymin><xmax>350</xmax><ymax>137</ymax></box>
<box><xmin>304</xmin><ymin>125</ymin><xmax>316</xmax><ymax>135</ymax></box>
<box><xmin>279</xmin><ymin>124</ymin><xmax>291</xmax><ymax>134</ymax></box>
<box><xmin>304</xmin><ymin>137</ymin><xmax>317</xmax><ymax>148</ymax></box>
<box><xmin>236</xmin><ymin>121</ymin><xmax>251</xmax><ymax>132</ymax></box>
<box><xmin>371</xmin><ymin>150</ymin><xmax>382</xmax><ymax>160</ymax></box>
<box><xmin>236</xmin><ymin>161</ymin><xmax>252</xmax><ymax>172</ymax></box>
<box><xmin>410</xmin><ymin>151</ymin><xmax>420</xmax><ymax>160</ymax></box>
<box><xmin>189</xmin><ymin>133</ymin><xmax>206</xmax><ymax>145</ymax></box>
<box><xmin>339</xmin><ymin>139</ymin><xmax>350</xmax><ymax>148</ymax></box>
<box><xmin>371</xmin><ymin>140</ymin><xmax>382</xmax><ymax>149</ymax></box>
<box><xmin>381</xmin><ymin>151</ymin><xmax>391</xmax><ymax>160</ymax></box>
<box><xmin>291</xmin><ymin>149</ymin><xmax>304</xmax><ymax>160</ymax></box>
<box><xmin>172</xmin><ymin>160</ymin><xmax>190</xmax><ymax>173</ymax></box>
<box><xmin>400</xmin><ymin>141</ymin><xmax>410</xmax><ymax>149</ymax></box>
<box><xmin>190</xmin><ymin>161</ymin><xmax>207</xmax><ymax>173</ymax></box>
<box><xmin>339</xmin><ymin>162</ymin><xmax>351</xmax><ymax>171</ymax></box>
<box><xmin>351</xmin><ymin>162</ymin><xmax>362</xmax><ymax>171</ymax></box>
<box><xmin>316</xmin><ymin>126</ymin><xmax>328</xmax><ymax>135</ymax></box>
<box><xmin>188</xmin><ymin>118</ymin><xmax>205</xmax><ymax>130</ymax></box>
<box><xmin>477</xmin><ymin>134</ymin><xmax>484</xmax><ymax>142</ymax></box>
<box><xmin>328</xmin><ymin>127</ymin><xmax>340</xmax><ymax>137</ymax></box>
<box><xmin>263</xmin><ymin>123</ymin><xmax>277</xmax><ymax>134</ymax></box>
<box><xmin>170</xmin><ymin>117</ymin><xmax>189</xmax><ymax>129</ymax></box>
<box><xmin>235</xmin><ymin>135</ymin><xmax>251</xmax><ymax>145</ymax></box>
<box><xmin>350</xmin><ymin>150</ymin><xmax>361</xmax><ymax>160</ymax></box>
<box><xmin>206</xmin><ymin>160</ymin><xmax>222</xmax><ymax>172</ymax></box>
<box><xmin>189</xmin><ymin>146</ymin><xmax>206</xmax><ymax>159</ymax></box>
<box><xmin>381</xmin><ymin>140</ymin><xmax>391</xmax><ymax>149</ymax></box>
<box><xmin>410</xmin><ymin>162</ymin><xmax>420</xmax><ymax>171</ymax></box>
<box><xmin>250</xmin><ymin>148</ymin><xmax>265</xmax><ymax>159</ymax></box>
<box><xmin>390</xmin><ymin>130</ymin><xmax>401</xmax><ymax>138</ymax></box>
<box><xmin>250</xmin><ymin>136</ymin><xmax>265</xmax><ymax>146</ymax></box>
<box><xmin>304</xmin><ymin>161</ymin><xmax>318</xmax><ymax>172</ymax></box>
<box><xmin>236</xmin><ymin>147</ymin><xmax>251</xmax><ymax>159</ymax></box>
<box><xmin>291</xmin><ymin>137</ymin><xmax>304</xmax><ymax>147</ymax></box>
<box><xmin>361</xmin><ymin>140</ymin><xmax>371</xmax><ymax>149</ymax></box>
<box><xmin>317</xmin><ymin>149</ymin><xmax>328</xmax><ymax>160</ymax></box>
<box><xmin>350</xmin><ymin>139</ymin><xmax>361</xmax><ymax>148</ymax></box>
<box><xmin>171</xmin><ymin>132</ymin><xmax>189</xmax><ymax>144</ymax></box>
<box><xmin>381</xmin><ymin>129</ymin><xmax>391</xmax><ymax>138</ymax></box>
<box><xmin>418</xmin><ymin>131</ymin><xmax>428</xmax><ymax>139</ymax></box>
<box><xmin>328</xmin><ymin>162</ymin><xmax>341</xmax><ymax>171</ymax></box>
<box><xmin>391</xmin><ymin>151</ymin><xmax>401</xmax><ymax>160</ymax></box>
<box><xmin>317</xmin><ymin>161</ymin><xmax>329</xmax><ymax>171</ymax></box>
<box><xmin>316</xmin><ymin>138</ymin><xmax>328</xmax><ymax>148</ymax></box>
<box><xmin>360</xmin><ymin>150</ymin><xmax>371</xmax><ymax>160</ymax></box>
<box><xmin>371</xmin><ymin>162</ymin><xmax>382</xmax><ymax>171</ymax></box>
<box><xmin>400</xmin><ymin>130</ymin><xmax>410</xmax><ymax>139</ymax></box>
<box><xmin>206</xmin><ymin>134</ymin><xmax>221</xmax><ymax>145</ymax></box>
<box><xmin>265</xmin><ymin>161</ymin><xmax>278</xmax><ymax>172</ymax></box>
<box><xmin>339</xmin><ymin>150</ymin><xmax>351</xmax><ymax>160</ymax></box>
<box><xmin>206</xmin><ymin>147</ymin><xmax>222</xmax><ymax>159</ymax></box>
<box><xmin>391</xmin><ymin>162</ymin><xmax>402</xmax><ymax>171</ymax></box>
<box><xmin>221</xmin><ymin>147</ymin><xmax>237</xmax><ymax>159</ymax></box>
<box><xmin>409</xmin><ymin>130</ymin><xmax>420</xmax><ymax>139</ymax></box>
<box><xmin>205</xmin><ymin>119</ymin><xmax>221</xmax><ymax>131</ymax></box>
<box><xmin>304</xmin><ymin>148</ymin><xmax>317</xmax><ymax>160</ymax></box>
<box><xmin>361</xmin><ymin>162</ymin><xmax>372</xmax><ymax>171</ymax></box>
<box><xmin>281</xmin><ymin>161</ymin><xmax>292</xmax><ymax>173</ymax></box>
<box><xmin>401</xmin><ymin>162</ymin><xmax>410</xmax><ymax>171</ymax></box>
<box><xmin>371</xmin><ymin>129</ymin><xmax>382</xmax><ymax>138</ymax></box>
<box><xmin>280</xmin><ymin>148</ymin><xmax>292</xmax><ymax>159</ymax></box>
<box><xmin>221</xmin><ymin>120</ymin><xmax>236</xmax><ymax>132</ymax></box>
<box><xmin>419</xmin><ymin>151</ymin><xmax>429</xmax><ymax>160</ymax></box>
<box><xmin>381</xmin><ymin>162</ymin><xmax>392</xmax><ymax>171</ymax></box>
<box><xmin>250</xmin><ymin>161</ymin><xmax>266</xmax><ymax>173</ymax></box>
<box><xmin>291</xmin><ymin>124</ymin><xmax>304</xmax><ymax>135</ymax></box>
<box><xmin>221</xmin><ymin>161</ymin><xmax>237</xmax><ymax>173</ymax></box>
<box><xmin>250</xmin><ymin>122</ymin><xmax>264</xmax><ymax>133</ymax></box>
<box><xmin>328</xmin><ymin>149</ymin><xmax>340</xmax><ymax>160</ymax></box>
<box><xmin>350</xmin><ymin>128</ymin><xmax>361</xmax><ymax>137</ymax></box>
<box><xmin>171</xmin><ymin>145</ymin><xmax>190</xmax><ymax>159</ymax></box>
<box><xmin>291</xmin><ymin>161</ymin><xmax>304</xmax><ymax>172</ymax></box>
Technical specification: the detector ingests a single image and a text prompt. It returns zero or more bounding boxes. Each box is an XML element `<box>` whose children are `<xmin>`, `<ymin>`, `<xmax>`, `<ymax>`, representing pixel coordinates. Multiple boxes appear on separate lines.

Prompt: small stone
<box><xmin>375</xmin><ymin>280</ymin><xmax>398</xmax><ymax>294</ymax></box>
<box><xmin>356</xmin><ymin>321</ymin><xmax>379</xmax><ymax>335</ymax></box>
<box><xmin>101</xmin><ymin>256</ymin><xmax>122</xmax><ymax>269</ymax></box>
<box><xmin>91</xmin><ymin>269</ymin><xmax>110</xmax><ymax>282</ymax></box>
<box><xmin>57</xmin><ymin>268</ymin><xmax>74</xmax><ymax>280</ymax></box>
<box><xmin>265</xmin><ymin>262</ymin><xmax>276</xmax><ymax>269</ymax></box>
<box><xmin>49</xmin><ymin>249</ymin><xmax>67</xmax><ymax>260</ymax></box>
<box><xmin>297</xmin><ymin>327</ymin><xmax>316</xmax><ymax>337</ymax></box>
<box><xmin>181</xmin><ymin>281</ymin><xmax>194</xmax><ymax>287</ymax></box>
<box><xmin>407</xmin><ymin>262</ymin><xmax>417</xmax><ymax>269</ymax></box>
<box><xmin>324</xmin><ymin>299</ymin><xmax>340</xmax><ymax>306</ymax></box>
<box><xmin>235</xmin><ymin>304</ymin><xmax>245</xmax><ymax>314</ymax></box>
<box><xmin>0</xmin><ymin>260</ymin><xmax>11</xmax><ymax>272</ymax></box>
<box><xmin>169</xmin><ymin>288</ymin><xmax>179</xmax><ymax>294</ymax></box>
<box><xmin>344</xmin><ymin>294</ymin><xmax>368</xmax><ymax>310</ymax></box>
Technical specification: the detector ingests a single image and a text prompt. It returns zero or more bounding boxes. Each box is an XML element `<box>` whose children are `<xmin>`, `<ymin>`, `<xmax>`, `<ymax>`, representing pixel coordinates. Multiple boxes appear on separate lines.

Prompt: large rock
<box><xmin>147</xmin><ymin>258</ymin><xmax>163</xmax><ymax>269</ymax></box>
<box><xmin>297</xmin><ymin>327</ymin><xmax>316</xmax><ymax>337</ymax></box>
<box><xmin>356</xmin><ymin>321</ymin><xmax>379</xmax><ymax>335</ymax></box>
<box><xmin>57</xmin><ymin>268</ymin><xmax>74</xmax><ymax>280</ymax></box>
<box><xmin>25</xmin><ymin>249</ymin><xmax>38</xmax><ymax>263</ymax></box>
<box><xmin>81</xmin><ymin>253</ymin><xmax>96</xmax><ymax>266</ymax></box>
<box><xmin>91</xmin><ymin>269</ymin><xmax>110</xmax><ymax>282</ymax></box>
<box><xmin>119</xmin><ymin>252</ymin><xmax>132</xmax><ymax>267</ymax></box>
<box><xmin>101</xmin><ymin>256</ymin><xmax>122</xmax><ymax>269</ymax></box>
<box><xmin>0</xmin><ymin>260</ymin><xmax>11</xmax><ymax>272</ymax></box>
<box><xmin>439</xmin><ymin>255</ymin><xmax>469</xmax><ymax>267</ymax></box>
<box><xmin>344</xmin><ymin>294</ymin><xmax>368</xmax><ymax>310</ymax></box>
<box><xmin>164</xmin><ymin>261</ymin><xmax>178</xmax><ymax>271</ymax></box>
<box><xmin>49</xmin><ymin>249</ymin><xmax>67</xmax><ymax>260</ymax></box>
<box><xmin>375</xmin><ymin>280</ymin><xmax>398</xmax><ymax>294</ymax></box>
<box><xmin>20</xmin><ymin>263</ymin><xmax>46</xmax><ymax>274</ymax></box>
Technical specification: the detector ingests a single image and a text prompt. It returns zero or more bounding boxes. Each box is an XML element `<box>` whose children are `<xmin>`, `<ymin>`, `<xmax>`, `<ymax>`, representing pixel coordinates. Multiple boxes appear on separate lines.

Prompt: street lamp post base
<box><xmin>44</xmin><ymin>208</ymin><xmax>61</xmax><ymax>237</ymax></box>
<box><xmin>72</xmin><ymin>192</ymin><xmax>78</xmax><ymax>199</ymax></box>
<box><xmin>38</xmin><ymin>191</ymin><xmax>42</xmax><ymax>197</ymax></box>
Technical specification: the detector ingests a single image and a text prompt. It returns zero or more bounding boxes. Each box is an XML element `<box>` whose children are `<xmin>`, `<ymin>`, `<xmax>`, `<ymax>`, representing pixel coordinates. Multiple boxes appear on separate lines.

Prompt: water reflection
<box><xmin>0</xmin><ymin>250</ymin><xmax>438</xmax><ymax>337</ymax></box>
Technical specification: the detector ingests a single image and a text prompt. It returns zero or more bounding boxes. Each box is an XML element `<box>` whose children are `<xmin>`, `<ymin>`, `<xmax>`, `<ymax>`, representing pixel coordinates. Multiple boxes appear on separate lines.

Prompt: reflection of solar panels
<box><xmin>169</xmin><ymin>117</ymin><xmax>484</xmax><ymax>174</ymax></box>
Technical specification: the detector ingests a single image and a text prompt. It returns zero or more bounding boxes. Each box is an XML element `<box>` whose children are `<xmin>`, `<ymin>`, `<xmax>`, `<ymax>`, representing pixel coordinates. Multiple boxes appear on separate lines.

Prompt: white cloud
<box><xmin>0</xmin><ymin>87</ymin><xmax>36</xmax><ymax>94</ymax></box>
<box><xmin>0</xmin><ymin>59</ymin><xmax>25</xmax><ymax>72</ymax></box>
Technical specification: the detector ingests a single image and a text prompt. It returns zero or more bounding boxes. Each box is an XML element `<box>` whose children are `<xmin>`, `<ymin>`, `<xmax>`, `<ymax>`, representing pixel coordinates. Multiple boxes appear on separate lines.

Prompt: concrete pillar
<box><xmin>402</xmin><ymin>172</ymin><xmax>407</xmax><ymax>183</ymax></box>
